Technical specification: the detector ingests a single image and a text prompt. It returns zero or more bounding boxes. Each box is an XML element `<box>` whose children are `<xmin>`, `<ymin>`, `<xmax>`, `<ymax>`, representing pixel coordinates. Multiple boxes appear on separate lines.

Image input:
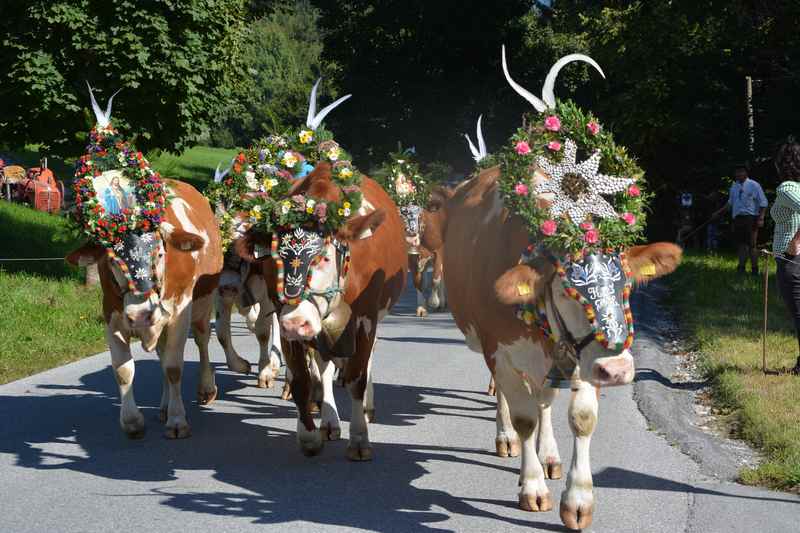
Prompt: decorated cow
<box><xmin>66</xmin><ymin>84</ymin><xmax>223</xmax><ymax>439</ymax></box>
<box><xmin>204</xmin><ymin>155</ymin><xmax>283</xmax><ymax>389</ymax></box>
<box><xmin>424</xmin><ymin>49</ymin><xmax>682</xmax><ymax>530</ymax></box>
<box><xmin>235</xmin><ymin>82</ymin><xmax>406</xmax><ymax>459</ymax></box>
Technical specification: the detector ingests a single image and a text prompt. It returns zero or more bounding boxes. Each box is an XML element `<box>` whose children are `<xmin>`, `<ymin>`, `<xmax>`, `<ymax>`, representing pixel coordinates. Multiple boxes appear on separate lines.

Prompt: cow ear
<box><xmin>626</xmin><ymin>242</ymin><xmax>683</xmax><ymax>285</ymax></box>
<box><xmin>166</xmin><ymin>229</ymin><xmax>205</xmax><ymax>252</ymax></box>
<box><xmin>337</xmin><ymin>209</ymin><xmax>386</xmax><ymax>241</ymax></box>
<box><xmin>288</xmin><ymin>161</ymin><xmax>333</xmax><ymax>196</ymax></box>
<box><xmin>234</xmin><ymin>230</ymin><xmax>272</xmax><ymax>262</ymax></box>
<box><xmin>495</xmin><ymin>261</ymin><xmax>554</xmax><ymax>305</ymax></box>
<box><xmin>65</xmin><ymin>243</ymin><xmax>106</xmax><ymax>266</ymax></box>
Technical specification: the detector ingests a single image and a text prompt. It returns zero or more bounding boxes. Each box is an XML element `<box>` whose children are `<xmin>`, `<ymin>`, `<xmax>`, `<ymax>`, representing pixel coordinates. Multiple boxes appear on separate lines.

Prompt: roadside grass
<box><xmin>0</xmin><ymin>202</ymin><xmax>105</xmax><ymax>384</ymax></box>
<box><xmin>148</xmin><ymin>145</ymin><xmax>237</xmax><ymax>191</ymax></box>
<box><xmin>666</xmin><ymin>251</ymin><xmax>800</xmax><ymax>492</ymax></box>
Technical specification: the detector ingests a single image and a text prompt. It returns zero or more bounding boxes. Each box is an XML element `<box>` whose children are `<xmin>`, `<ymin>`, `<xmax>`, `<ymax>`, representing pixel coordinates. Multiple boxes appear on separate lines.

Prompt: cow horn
<box><xmin>86</xmin><ymin>81</ymin><xmax>121</xmax><ymax>128</ymax></box>
<box><xmin>464</xmin><ymin>114</ymin><xmax>488</xmax><ymax>162</ymax></box>
<box><xmin>306</xmin><ymin>78</ymin><xmax>352</xmax><ymax>130</ymax></box>
<box><xmin>501</xmin><ymin>46</ymin><xmax>605</xmax><ymax>112</ymax></box>
<box><xmin>213</xmin><ymin>158</ymin><xmax>234</xmax><ymax>183</ymax></box>
<box><xmin>542</xmin><ymin>54</ymin><xmax>605</xmax><ymax>109</ymax></box>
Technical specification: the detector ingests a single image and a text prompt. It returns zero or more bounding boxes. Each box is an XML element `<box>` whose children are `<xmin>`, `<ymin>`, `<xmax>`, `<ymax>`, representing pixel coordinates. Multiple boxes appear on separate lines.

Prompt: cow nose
<box><xmin>591</xmin><ymin>355</ymin><xmax>634</xmax><ymax>386</ymax></box>
<box><xmin>126</xmin><ymin>310</ymin><xmax>153</xmax><ymax>327</ymax></box>
<box><xmin>280</xmin><ymin>315</ymin><xmax>313</xmax><ymax>340</ymax></box>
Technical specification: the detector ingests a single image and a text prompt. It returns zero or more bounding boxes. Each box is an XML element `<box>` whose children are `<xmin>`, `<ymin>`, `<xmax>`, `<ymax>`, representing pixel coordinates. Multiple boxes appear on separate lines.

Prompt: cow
<box><xmin>237</xmin><ymin>162</ymin><xmax>406</xmax><ymax>460</ymax></box>
<box><xmin>420</xmin><ymin>51</ymin><xmax>683</xmax><ymax>529</ymax></box>
<box><xmin>404</xmin><ymin>189</ymin><xmax>450</xmax><ymax>317</ymax></box>
<box><xmin>67</xmin><ymin>179</ymin><xmax>223</xmax><ymax>439</ymax></box>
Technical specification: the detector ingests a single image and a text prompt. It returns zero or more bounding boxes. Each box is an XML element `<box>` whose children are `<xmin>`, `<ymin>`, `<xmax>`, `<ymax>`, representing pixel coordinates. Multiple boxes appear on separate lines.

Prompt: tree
<box><xmin>217</xmin><ymin>0</ymin><xmax>339</xmax><ymax>147</ymax></box>
<box><xmin>0</xmin><ymin>0</ymin><xmax>248</xmax><ymax>156</ymax></box>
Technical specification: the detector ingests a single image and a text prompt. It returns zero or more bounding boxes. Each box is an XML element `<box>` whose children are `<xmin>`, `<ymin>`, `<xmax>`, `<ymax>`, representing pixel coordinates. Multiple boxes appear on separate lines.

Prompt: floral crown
<box><xmin>487</xmin><ymin>47</ymin><xmax>647</xmax><ymax>257</ymax></box>
<box><xmin>71</xmin><ymin>83</ymin><xmax>168</xmax><ymax>249</ymax></box>
<box><xmin>214</xmin><ymin>79</ymin><xmax>363</xmax><ymax>237</ymax></box>
<box><xmin>374</xmin><ymin>148</ymin><xmax>429</xmax><ymax>208</ymax></box>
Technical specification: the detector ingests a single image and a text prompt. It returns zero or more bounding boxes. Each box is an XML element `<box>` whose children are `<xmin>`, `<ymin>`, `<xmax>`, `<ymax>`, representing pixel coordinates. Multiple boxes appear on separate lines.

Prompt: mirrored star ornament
<box><xmin>534</xmin><ymin>139</ymin><xmax>634</xmax><ymax>224</ymax></box>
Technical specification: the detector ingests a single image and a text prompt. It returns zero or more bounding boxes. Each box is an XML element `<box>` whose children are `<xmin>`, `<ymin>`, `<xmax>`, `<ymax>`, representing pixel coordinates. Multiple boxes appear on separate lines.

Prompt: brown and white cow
<box><xmin>237</xmin><ymin>162</ymin><xmax>407</xmax><ymax>460</ymax></box>
<box><xmin>67</xmin><ymin>179</ymin><xmax>223</xmax><ymax>439</ymax></box>
<box><xmin>404</xmin><ymin>190</ymin><xmax>450</xmax><ymax>317</ymax></box>
<box><xmin>427</xmin><ymin>166</ymin><xmax>681</xmax><ymax>529</ymax></box>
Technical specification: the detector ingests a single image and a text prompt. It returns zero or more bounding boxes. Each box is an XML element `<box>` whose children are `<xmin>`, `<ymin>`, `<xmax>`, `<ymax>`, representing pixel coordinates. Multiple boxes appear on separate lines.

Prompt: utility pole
<box><xmin>746</xmin><ymin>76</ymin><xmax>756</xmax><ymax>160</ymax></box>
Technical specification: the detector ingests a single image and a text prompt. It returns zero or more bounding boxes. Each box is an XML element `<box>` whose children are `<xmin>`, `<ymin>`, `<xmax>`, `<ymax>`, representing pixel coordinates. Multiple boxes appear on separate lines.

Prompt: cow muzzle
<box><xmin>280</xmin><ymin>300</ymin><xmax>322</xmax><ymax>341</ymax></box>
<box><xmin>590</xmin><ymin>350</ymin><xmax>635</xmax><ymax>386</ymax></box>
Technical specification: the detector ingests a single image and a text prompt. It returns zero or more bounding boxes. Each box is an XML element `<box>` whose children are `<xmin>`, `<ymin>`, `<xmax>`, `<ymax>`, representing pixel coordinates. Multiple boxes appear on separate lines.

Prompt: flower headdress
<box><xmin>70</xmin><ymin>83</ymin><xmax>169</xmax><ymax>296</ymax></box>
<box><xmin>489</xmin><ymin>47</ymin><xmax>648</xmax><ymax>257</ymax></box>
<box><xmin>374</xmin><ymin>147</ymin><xmax>429</xmax><ymax>208</ymax></box>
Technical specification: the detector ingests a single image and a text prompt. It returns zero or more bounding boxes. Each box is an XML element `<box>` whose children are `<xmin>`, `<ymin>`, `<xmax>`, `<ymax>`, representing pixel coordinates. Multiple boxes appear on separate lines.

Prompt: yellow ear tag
<box><xmin>639</xmin><ymin>261</ymin><xmax>657</xmax><ymax>277</ymax></box>
<box><xmin>517</xmin><ymin>281</ymin><xmax>532</xmax><ymax>296</ymax></box>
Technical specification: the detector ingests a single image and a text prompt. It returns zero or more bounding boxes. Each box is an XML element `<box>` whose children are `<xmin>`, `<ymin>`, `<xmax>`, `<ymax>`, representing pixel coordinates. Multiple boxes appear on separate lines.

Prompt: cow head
<box><xmin>238</xmin><ymin>163</ymin><xmax>385</xmax><ymax>342</ymax></box>
<box><xmin>66</xmin><ymin>228</ymin><xmax>205</xmax><ymax>348</ymax></box>
<box><xmin>495</xmin><ymin>243</ymin><xmax>681</xmax><ymax>387</ymax></box>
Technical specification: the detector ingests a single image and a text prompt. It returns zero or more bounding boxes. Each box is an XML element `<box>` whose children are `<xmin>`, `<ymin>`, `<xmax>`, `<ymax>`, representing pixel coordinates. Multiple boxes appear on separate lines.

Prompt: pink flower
<box><xmin>544</xmin><ymin>116</ymin><xmax>561</xmax><ymax>132</ymax></box>
<box><xmin>514</xmin><ymin>182</ymin><xmax>529</xmax><ymax>196</ymax></box>
<box><xmin>587</xmin><ymin>121</ymin><xmax>601</xmax><ymax>136</ymax></box>
<box><xmin>547</xmin><ymin>140</ymin><xmax>562</xmax><ymax>151</ymax></box>
<box><xmin>584</xmin><ymin>229</ymin><xmax>599</xmax><ymax>244</ymax></box>
<box><xmin>579</xmin><ymin>222</ymin><xmax>594</xmax><ymax>231</ymax></box>
<box><xmin>627</xmin><ymin>184</ymin><xmax>641</xmax><ymax>197</ymax></box>
<box><xmin>515</xmin><ymin>141</ymin><xmax>531</xmax><ymax>155</ymax></box>
<box><xmin>622</xmin><ymin>212</ymin><xmax>636</xmax><ymax>225</ymax></box>
<box><xmin>540</xmin><ymin>220</ymin><xmax>557</xmax><ymax>236</ymax></box>
<box><xmin>291</xmin><ymin>194</ymin><xmax>305</xmax><ymax>205</ymax></box>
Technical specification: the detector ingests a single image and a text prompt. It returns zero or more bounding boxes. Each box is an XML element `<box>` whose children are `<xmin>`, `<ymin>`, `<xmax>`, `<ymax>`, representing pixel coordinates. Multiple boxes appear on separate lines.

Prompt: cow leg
<box><xmin>156</xmin><ymin>308</ymin><xmax>191</xmax><ymax>439</ymax></box>
<box><xmin>214</xmin><ymin>290</ymin><xmax>250</xmax><ymax>374</ymax></box>
<box><xmin>495</xmin><ymin>383</ymin><xmax>521</xmax><ymax>457</ymax></box>
<box><xmin>281</xmin><ymin>365</ymin><xmax>293</xmax><ymax>401</ymax></box>
<box><xmin>537</xmin><ymin>387</ymin><xmax>562</xmax><ymax>479</ymax></box>
<box><xmin>363</xmin><ymin>354</ymin><xmax>375</xmax><ymax>423</ymax></box>
<box><xmin>315</xmin><ymin>352</ymin><xmax>341</xmax><ymax>441</ymax></box>
<box><xmin>308</xmin><ymin>351</ymin><xmax>323</xmax><ymax>414</ymax></box>
<box><xmin>256</xmin><ymin>312</ymin><xmax>281</xmax><ymax>389</ymax></box>
<box><xmin>286</xmin><ymin>341</ymin><xmax>322</xmax><ymax>456</ymax></box>
<box><xmin>344</xmin><ymin>322</ymin><xmax>376</xmax><ymax>461</ymax></box>
<box><xmin>428</xmin><ymin>275</ymin><xmax>442</xmax><ymax>310</ymax></box>
<box><xmin>487</xmin><ymin>374</ymin><xmax>496</xmax><ymax>396</ymax></box>
<box><xmin>560</xmin><ymin>380</ymin><xmax>598</xmax><ymax>530</ymax></box>
<box><xmin>106</xmin><ymin>325</ymin><xmax>144</xmax><ymax>438</ymax></box>
<box><xmin>193</xmin><ymin>294</ymin><xmax>217</xmax><ymax>405</ymax></box>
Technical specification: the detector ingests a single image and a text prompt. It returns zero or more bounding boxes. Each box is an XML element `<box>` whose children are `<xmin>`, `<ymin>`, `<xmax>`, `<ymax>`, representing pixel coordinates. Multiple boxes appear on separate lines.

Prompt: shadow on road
<box><xmin>634</xmin><ymin>367</ymin><xmax>707</xmax><ymax>391</ymax></box>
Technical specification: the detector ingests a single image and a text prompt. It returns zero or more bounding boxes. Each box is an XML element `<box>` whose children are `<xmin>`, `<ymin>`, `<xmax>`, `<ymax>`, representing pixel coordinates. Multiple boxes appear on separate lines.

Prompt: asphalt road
<box><xmin>1</xmin><ymin>281</ymin><xmax>797</xmax><ymax>532</ymax></box>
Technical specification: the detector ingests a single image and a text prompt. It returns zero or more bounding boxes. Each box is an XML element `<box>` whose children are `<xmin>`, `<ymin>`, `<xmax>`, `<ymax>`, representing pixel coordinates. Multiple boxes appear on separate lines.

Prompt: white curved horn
<box><xmin>86</xmin><ymin>82</ymin><xmax>120</xmax><ymax>127</ymax></box>
<box><xmin>501</xmin><ymin>45</ymin><xmax>547</xmax><ymax>113</ymax></box>
<box><xmin>464</xmin><ymin>133</ymin><xmax>480</xmax><ymax>161</ymax></box>
<box><xmin>306</xmin><ymin>78</ymin><xmax>321</xmax><ymax>129</ymax></box>
<box><xmin>476</xmin><ymin>114</ymin><xmax>487</xmax><ymax>160</ymax></box>
<box><xmin>213</xmin><ymin>159</ymin><xmax>233</xmax><ymax>183</ymax></box>
<box><xmin>542</xmin><ymin>53</ymin><xmax>605</xmax><ymax>109</ymax></box>
<box><xmin>305</xmin><ymin>78</ymin><xmax>352</xmax><ymax>130</ymax></box>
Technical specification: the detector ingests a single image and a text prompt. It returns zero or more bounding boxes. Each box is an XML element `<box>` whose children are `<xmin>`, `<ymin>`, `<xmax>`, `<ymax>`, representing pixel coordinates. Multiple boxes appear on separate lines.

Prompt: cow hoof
<box><xmin>121</xmin><ymin>413</ymin><xmax>145</xmax><ymax>439</ymax></box>
<box><xmin>227</xmin><ymin>356</ymin><xmax>251</xmax><ymax>375</ymax></box>
<box><xmin>519</xmin><ymin>491</ymin><xmax>553</xmax><ymax>512</ymax></box>
<box><xmin>280</xmin><ymin>384</ymin><xmax>292</xmax><ymax>401</ymax></box>
<box><xmin>543</xmin><ymin>462</ymin><xmax>563</xmax><ymax>480</ymax></box>
<box><xmin>257</xmin><ymin>373</ymin><xmax>275</xmax><ymax>389</ymax></box>
<box><xmin>346</xmin><ymin>443</ymin><xmax>373</xmax><ymax>461</ymax></box>
<box><xmin>319</xmin><ymin>423</ymin><xmax>341</xmax><ymax>441</ymax></box>
<box><xmin>298</xmin><ymin>431</ymin><xmax>324</xmax><ymax>457</ymax></box>
<box><xmin>364</xmin><ymin>408</ymin><xmax>375</xmax><ymax>423</ymax></box>
<box><xmin>197</xmin><ymin>385</ymin><xmax>218</xmax><ymax>405</ymax></box>
<box><xmin>560</xmin><ymin>500</ymin><xmax>593</xmax><ymax>531</ymax></box>
<box><xmin>495</xmin><ymin>436</ymin><xmax>521</xmax><ymax>458</ymax></box>
<box><xmin>416</xmin><ymin>306</ymin><xmax>428</xmax><ymax>317</ymax></box>
<box><xmin>164</xmin><ymin>419</ymin><xmax>191</xmax><ymax>440</ymax></box>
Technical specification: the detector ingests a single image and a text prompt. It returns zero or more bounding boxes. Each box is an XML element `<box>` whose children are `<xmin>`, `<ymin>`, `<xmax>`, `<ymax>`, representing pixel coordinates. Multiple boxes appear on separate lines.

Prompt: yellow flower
<box><xmin>327</xmin><ymin>147</ymin><xmax>340</xmax><ymax>161</ymax></box>
<box><xmin>339</xmin><ymin>167</ymin><xmax>353</xmax><ymax>178</ymax></box>
<box><xmin>337</xmin><ymin>208</ymin><xmax>344</xmax><ymax>216</ymax></box>
<box><xmin>343</xmin><ymin>201</ymin><xmax>351</xmax><ymax>209</ymax></box>
<box><xmin>522</xmin><ymin>310</ymin><xmax>535</xmax><ymax>324</ymax></box>
<box><xmin>298</xmin><ymin>130</ymin><xmax>314</xmax><ymax>144</ymax></box>
<box><xmin>306</xmin><ymin>207</ymin><xmax>313</xmax><ymax>214</ymax></box>
<box><xmin>281</xmin><ymin>200</ymin><xmax>292</xmax><ymax>214</ymax></box>
<box><xmin>282</xmin><ymin>152</ymin><xmax>298</xmax><ymax>168</ymax></box>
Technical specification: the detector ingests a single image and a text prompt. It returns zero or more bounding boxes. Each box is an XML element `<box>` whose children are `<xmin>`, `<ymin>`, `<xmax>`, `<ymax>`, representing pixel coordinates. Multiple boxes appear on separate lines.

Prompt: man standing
<box><xmin>714</xmin><ymin>164</ymin><xmax>768</xmax><ymax>275</ymax></box>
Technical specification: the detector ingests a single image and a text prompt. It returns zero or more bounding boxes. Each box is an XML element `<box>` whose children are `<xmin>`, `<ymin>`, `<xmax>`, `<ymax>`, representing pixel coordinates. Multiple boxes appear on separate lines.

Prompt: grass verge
<box><xmin>148</xmin><ymin>145</ymin><xmax>237</xmax><ymax>191</ymax></box>
<box><xmin>0</xmin><ymin>202</ymin><xmax>105</xmax><ymax>384</ymax></box>
<box><xmin>666</xmin><ymin>251</ymin><xmax>800</xmax><ymax>492</ymax></box>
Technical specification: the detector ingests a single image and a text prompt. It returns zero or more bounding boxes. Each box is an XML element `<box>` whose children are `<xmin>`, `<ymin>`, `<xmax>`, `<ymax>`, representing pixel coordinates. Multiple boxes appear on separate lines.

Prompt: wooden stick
<box><xmin>763</xmin><ymin>250</ymin><xmax>769</xmax><ymax>374</ymax></box>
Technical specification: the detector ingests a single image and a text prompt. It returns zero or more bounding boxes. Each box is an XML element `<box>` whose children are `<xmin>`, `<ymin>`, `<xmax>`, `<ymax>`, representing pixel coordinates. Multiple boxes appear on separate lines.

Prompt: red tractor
<box><xmin>8</xmin><ymin>159</ymin><xmax>64</xmax><ymax>213</ymax></box>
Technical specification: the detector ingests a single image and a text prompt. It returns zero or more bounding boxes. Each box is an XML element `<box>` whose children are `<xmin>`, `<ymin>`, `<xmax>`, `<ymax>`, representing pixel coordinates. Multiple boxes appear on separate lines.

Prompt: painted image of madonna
<box><xmin>95</xmin><ymin>171</ymin><xmax>136</xmax><ymax>215</ymax></box>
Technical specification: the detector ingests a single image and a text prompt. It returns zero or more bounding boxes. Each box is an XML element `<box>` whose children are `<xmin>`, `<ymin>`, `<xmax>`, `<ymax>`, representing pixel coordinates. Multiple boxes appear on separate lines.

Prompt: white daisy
<box><xmin>134</xmin><ymin>267</ymin><xmax>149</xmax><ymax>280</ymax></box>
